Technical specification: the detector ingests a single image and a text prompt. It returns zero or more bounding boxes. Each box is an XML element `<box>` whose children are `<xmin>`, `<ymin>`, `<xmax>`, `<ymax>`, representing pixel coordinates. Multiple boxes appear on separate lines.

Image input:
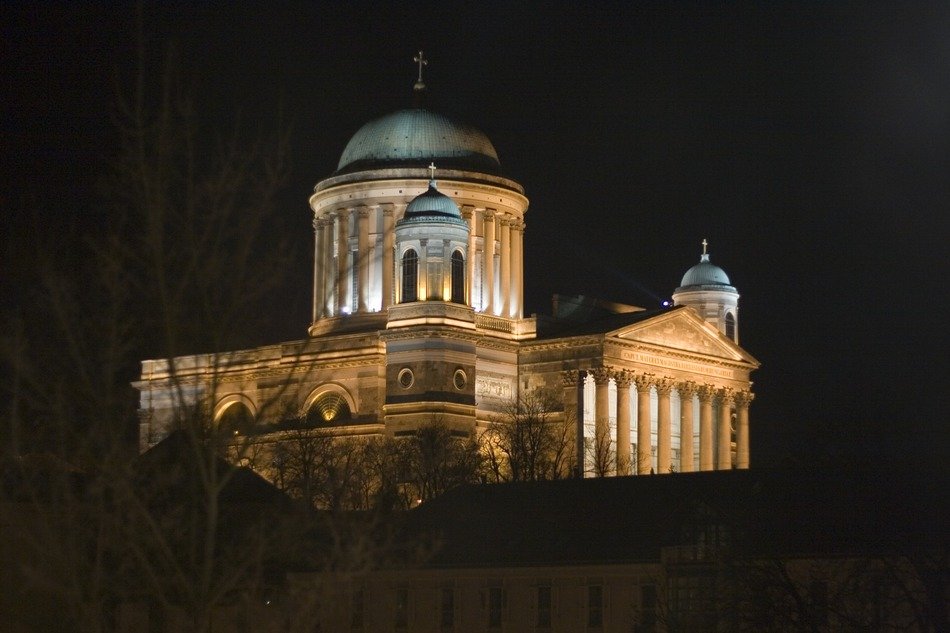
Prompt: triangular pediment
<box><xmin>608</xmin><ymin>308</ymin><xmax>758</xmax><ymax>365</ymax></box>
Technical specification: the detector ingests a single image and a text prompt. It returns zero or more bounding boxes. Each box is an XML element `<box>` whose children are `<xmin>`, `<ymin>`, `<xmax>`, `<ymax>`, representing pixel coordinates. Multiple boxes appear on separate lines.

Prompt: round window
<box><xmin>453</xmin><ymin>369</ymin><xmax>467</xmax><ymax>390</ymax></box>
<box><xmin>398</xmin><ymin>368</ymin><xmax>414</xmax><ymax>389</ymax></box>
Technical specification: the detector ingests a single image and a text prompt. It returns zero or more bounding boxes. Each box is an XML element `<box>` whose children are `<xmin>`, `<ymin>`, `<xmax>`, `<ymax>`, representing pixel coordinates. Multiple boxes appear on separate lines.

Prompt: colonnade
<box><xmin>312</xmin><ymin>203</ymin><xmax>524</xmax><ymax>321</ymax></box>
<box><xmin>562</xmin><ymin>369</ymin><xmax>753</xmax><ymax>475</ymax></box>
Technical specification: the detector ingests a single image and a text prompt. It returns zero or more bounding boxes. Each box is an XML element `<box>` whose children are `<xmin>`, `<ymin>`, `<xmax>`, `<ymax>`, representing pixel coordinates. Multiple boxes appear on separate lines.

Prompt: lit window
<box><xmin>724</xmin><ymin>312</ymin><xmax>736</xmax><ymax>341</ymax></box>
<box><xmin>307</xmin><ymin>392</ymin><xmax>351</xmax><ymax>424</ymax></box>
<box><xmin>451</xmin><ymin>250</ymin><xmax>465</xmax><ymax>303</ymax></box>
<box><xmin>402</xmin><ymin>249</ymin><xmax>418</xmax><ymax>302</ymax></box>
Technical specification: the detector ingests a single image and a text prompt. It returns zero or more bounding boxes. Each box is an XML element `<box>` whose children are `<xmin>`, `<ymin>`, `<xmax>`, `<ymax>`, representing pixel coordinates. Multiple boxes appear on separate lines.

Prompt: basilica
<box><xmin>135</xmin><ymin>64</ymin><xmax>759</xmax><ymax>476</ymax></box>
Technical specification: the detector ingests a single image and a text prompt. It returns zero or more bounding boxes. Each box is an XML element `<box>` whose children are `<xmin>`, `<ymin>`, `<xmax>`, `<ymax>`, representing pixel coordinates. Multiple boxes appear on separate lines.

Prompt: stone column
<box><xmin>419</xmin><ymin>238</ymin><xmax>429</xmax><ymax>300</ymax></box>
<box><xmin>734</xmin><ymin>390</ymin><xmax>754</xmax><ymax>469</ymax></box>
<box><xmin>312</xmin><ymin>216</ymin><xmax>323</xmax><ymax>322</ymax></box>
<box><xmin>357</xmin><ymin>207</ymin><xmax>370</xmax><ymax>313</ymax></box>
<box><xmin>442</xmin><ymin>239</ymin><xmax>451</xmax><ymax>301</ymax></box>
<box><xmin>381</xmin><ymin>205</ymin><xmax>395</xmax><ymax>310</ymax></box>
<box><xmin>678</xmin><ymin>382</ymin><xmax>697</xmax><ymax>473</ymax></box>
<box><xmin>561</xmin><ymin>370</ymin><xmax>583</xmax><ymax>478</ymax></box>
<box><xmin>462</xmin><ymin>206</ymin><xmax>475</xmax><ymax>307</ymax></box>
<box><xmin>512</xmin><ymin>220</ymin><xmax>524</xmax><ymax>318</ymax></box>
<box><xmin>698</xmin><ymin>385</ymin><xmax>715</xmax><ymax>471</ymax></box>
<box><xmin>482</xmin><ymin>210</ymin><xmax>495</xmax><ymax>314</ymax></box>
<box><xmin>335</xmin><ymin>209</ymin><xmax>350</xmax><ymax>313</ymax></box>
<box><xmin>322</xmin><ymin>219</ymin><xmax>334</xmax><ymax>316</ymax></box>
<box><xmin>717</xmin><ymin>388</ymin><xmax>734</xmax><ymax>470</ymax></box>
<box><xmin>499</xmin><ymin>217</ymin><xmax>511</xmax><ymax>317</ymax></box>
<box><xmin>633</xmin><ymin>374</ymin><xmax>654</xmax><ymax>475</ymax></box>
<box><xmin>590</xmin><ymin>368</ymin><xmax>612</xmax><ymax>475</ymax></box>
<box><xmin>656</xmin><ymin>378</ymin><xmax>674</xmax><ymax>474</ymax></box>
<box><xmin>615</xmin><ymin>371</ymin><xmax>632</xmax><ymax>476</ymax></box>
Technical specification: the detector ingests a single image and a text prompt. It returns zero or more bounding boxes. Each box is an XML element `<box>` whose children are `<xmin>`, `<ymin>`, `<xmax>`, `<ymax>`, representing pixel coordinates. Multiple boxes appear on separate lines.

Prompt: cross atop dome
<box><xmin>412</xmin><ymin>51</ymin><xmax>428</xmax><ymax>106</ymax></box>
<box><xmin>428</xmin><ymin>162</ymin><xmax>437</xmax><ymax>181</ymax></box>
<box><xmin>413</xmin><ymin>51</ymin><xmax>428</xmax><ymax>83</ymax></box>
<box><xmin>701</xmin><ymin>238</ymin><xmax>710</xmax><ymax>262</ymax></box>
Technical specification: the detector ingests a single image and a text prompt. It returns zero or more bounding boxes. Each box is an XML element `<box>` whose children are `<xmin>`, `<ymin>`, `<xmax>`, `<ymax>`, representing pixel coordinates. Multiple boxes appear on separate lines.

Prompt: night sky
<box><xmin>3</xmin><ymin>2</ymin><xmax>948</xmax><ymax>466</ymax></box>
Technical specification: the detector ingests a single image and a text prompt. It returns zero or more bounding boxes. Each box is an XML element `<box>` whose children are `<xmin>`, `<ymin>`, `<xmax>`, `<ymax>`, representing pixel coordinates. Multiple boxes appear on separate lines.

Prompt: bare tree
<box><xmin>402</xmin><ymin>421</ymin><xmax>483</xmax><ymax>504</ymax></box>
<box><xmin>0</xmin><ymin>19</ymin><xmax>320</xmax><ymax>631</ymax></box>
<box><xmin>588</xmin><ymin>422</ymin><xmax>615</xmax><ymax>478</ymax></box>
<box><xmin>483</xmin><ymin>388</ymin><xmax>575</xmax><ymax>482</ymax></box>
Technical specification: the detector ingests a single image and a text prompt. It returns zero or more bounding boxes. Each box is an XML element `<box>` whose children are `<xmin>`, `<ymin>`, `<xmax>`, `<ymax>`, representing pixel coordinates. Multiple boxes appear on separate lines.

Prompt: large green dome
<box><xmin>336</xmin><ymin>108</ymin><xmax>501</xmax><ymax>174</ymax></box>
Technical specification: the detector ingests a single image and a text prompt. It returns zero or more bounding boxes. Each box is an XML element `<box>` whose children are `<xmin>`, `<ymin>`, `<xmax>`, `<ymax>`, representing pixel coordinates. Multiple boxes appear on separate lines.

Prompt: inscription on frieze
<box><xmin>475</xmin><ymin>375</ymin><xmax>513</xmax><ymax>400</ymax></box>
<box><xmin>618</xmin><ymin>350</ymin><xmax>737</xmax><ymax>380</ymax></box>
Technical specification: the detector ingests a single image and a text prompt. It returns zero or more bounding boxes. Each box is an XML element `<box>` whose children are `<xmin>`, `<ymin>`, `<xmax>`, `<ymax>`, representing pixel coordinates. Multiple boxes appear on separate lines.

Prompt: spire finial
<box><xmin>428</xmin><ymin>162</ymin><xmax>437</xmax><ymax>181</ymax></box>
<box><xmin>414</xmin><ymin>51</ymin><xmax>428</xmax><ymax>83</ymax></box>
<box><xmin>702</xmin><ymin>238</ymin><xmax>708</xmax><ymax>255</ymax></box>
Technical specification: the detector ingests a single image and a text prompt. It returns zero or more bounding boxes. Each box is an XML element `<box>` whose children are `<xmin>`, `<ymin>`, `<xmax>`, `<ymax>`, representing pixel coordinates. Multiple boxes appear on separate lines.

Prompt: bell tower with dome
<box><xmin>672</xmin><ymin>239</ymin><xmax>741</xmax><ymax>343</ymax></box>
<box><xmin>135</xmin><ymin>54</ymin><xmax>760</xmax><ymax>475</ymax></box>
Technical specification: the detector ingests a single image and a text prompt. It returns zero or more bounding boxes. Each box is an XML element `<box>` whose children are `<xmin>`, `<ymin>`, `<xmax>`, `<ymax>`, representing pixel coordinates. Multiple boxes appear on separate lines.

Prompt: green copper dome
<box><xmin>397</xmin><ymin>180</ymin><xmax>467</xmax><ymax>228</ymax></box>
<box><xmin>678</xmin><ymin>253</ymin><xmax>734</xmax><ymax>289</ymax></box>
<box><xmin>336</xmin><ymin>109</ymin><xmax>501</xmax><ymax>174</ymax></box>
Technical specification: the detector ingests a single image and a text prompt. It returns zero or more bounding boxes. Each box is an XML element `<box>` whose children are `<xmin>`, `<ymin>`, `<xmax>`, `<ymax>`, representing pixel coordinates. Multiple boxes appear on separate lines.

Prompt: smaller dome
<box><xmin>679</xmin><ymin>253</ymin><xmax>734</xmax><ymax>288</ymax></box>
<box><xmin>398</xmin><ymin>180</ymin><xmax>467</xmax><ymax>228</ymax></box>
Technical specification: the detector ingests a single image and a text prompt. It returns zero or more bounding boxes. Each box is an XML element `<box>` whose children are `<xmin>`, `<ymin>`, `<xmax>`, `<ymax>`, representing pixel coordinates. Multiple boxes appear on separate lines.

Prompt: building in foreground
<box><xmin>287</xmin><ymin>465</ymin><xmax>945</xmax><ymax>633</ymax></box>
<box><xmin>134</xmin><ymin>63</ymin><xmax>759</xmax><ymax>476</ymax></box>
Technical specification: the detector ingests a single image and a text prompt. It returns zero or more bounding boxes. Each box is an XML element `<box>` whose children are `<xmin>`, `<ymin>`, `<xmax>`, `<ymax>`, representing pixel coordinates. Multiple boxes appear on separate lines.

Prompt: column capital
<box><xmin>335</xmin><ymin>207</ymin><xmax>351</xmax><ymax>219</ymax></box>
<box><xmin>733</xmin><ymin>390</ymin><xmax>755</xmax><ymax>407</ymax></box>
<box><xmin>356</xmin><ymin>206</ymin><xmax>370</xmax><ymax>219</ymax></box>
<box><xmin>589</xmin><ymin>367</ymin><xmax>613</xmax><ymax>385</ymax></box>
<box><xmin>460</xmin><ymin>204</ymin><xmax>475</xmax><ymax>220</ymax></box>
<box><xmin>655</xmin><ymin>377</ymin><xmax>675</xmax><ymax>395</ymax></box>
<box><xmin>381</xmin><ymin>204</ymin><xmax>395</xmax><ymax>217</ymax></box>
<box><xmin>678</xmin><ymin>380</ymin><xmax>698</xmax><ymax>398</ymax></box>
<box><xmin>697</xmin><ymin>384</ymin><xmax>716</xmax><ymax>402</ymax></box>
<box><xmin>561</xmin><ymin>370</ymin><xmax>583</xmax><ymax>388</ymax></box>
<box><xmin>633</xmin><ymin>373</ymin><xmax>655</xmax><ymax>393</ymax></box>
<box><xmin>614</xmin><ymin>369</ymin><xmax>633</xmax><ymax>388</ymax></box>
<box><xmin>483</xmin><ymin>208</ymin><xmax>496</xmax><ymax>221</ymax></box>
<box><xmin>716</xmin><ymin>387</ymin><xmax>735</xmax><ymax>406</ymax></box>
<box><xmin>312</xmin><ymin>216</ymin><xmax>321</xmax><ymax>230</ymax></box>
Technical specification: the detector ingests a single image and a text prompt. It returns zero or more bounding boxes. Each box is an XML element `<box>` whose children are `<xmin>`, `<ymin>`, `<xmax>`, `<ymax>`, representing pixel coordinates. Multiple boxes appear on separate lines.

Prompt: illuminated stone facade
<box><xmin>134</xmin><ymin>78</ymin><xmax>759</xmax><ymax>474</ymax></box>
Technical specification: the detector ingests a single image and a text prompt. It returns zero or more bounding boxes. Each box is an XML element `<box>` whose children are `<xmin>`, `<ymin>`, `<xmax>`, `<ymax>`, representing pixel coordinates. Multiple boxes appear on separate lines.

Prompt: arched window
<box><xmin>402</xmin><ymin>249</ymin><xmax>418</xmax><ymax>302</ymax></box>
<box><xmin>724</xmin><ymin>312</ymin><xmax>736</xmax><ymax>341</ymax></box>
<box><xmin>306</xmin><ymin>392</ymin><xmax>352</xmax><ymax>425</ymax></box>
<box><xmin>451</xmin><ymin>250</ymin><xmax>465</xmax><ymax>304</ymax></box>
<box><xmin>218</xmin><ymin>402</ymin><xmax>255</xmax><ymax>436</ymax></box>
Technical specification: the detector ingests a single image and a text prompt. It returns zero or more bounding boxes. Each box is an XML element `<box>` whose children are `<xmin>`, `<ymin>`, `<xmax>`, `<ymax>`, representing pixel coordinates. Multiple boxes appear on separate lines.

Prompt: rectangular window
<box><xmin>639</xmin><ymin>584</ymin><xmax>656</xmax><ymax>633</ymax></box>
<box><xmin>488</xmin><ymin>586</ymin><xmax>503</xmax><ymax>628</ymax></box>
<box><xmin>440</xmin><ymin>587</ymin><xmax>454</xmax><ymax>629</ymax></box>
<box><xmin>810</xmin><ymin>580</ymin><xmax>828</xmax><ymax>626</ymax></box>
<box><xmin>537</xmin><ymin>585</ymin><xmax>552</xmax><ymax>627</ymax></box>
<box><xmin>588</xmin><ymin>585</ymin><xmax>603</xmax><ymax>628</ymax></box>
<box><xmin>350</xmin><ymin>588</ymin><xmax>363</xmax><ymax>629</ymax></box>
<box><xmin>395</xmin><ymin>587</ymin><xmax>409</xmax><ymax>629</ymax></box>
